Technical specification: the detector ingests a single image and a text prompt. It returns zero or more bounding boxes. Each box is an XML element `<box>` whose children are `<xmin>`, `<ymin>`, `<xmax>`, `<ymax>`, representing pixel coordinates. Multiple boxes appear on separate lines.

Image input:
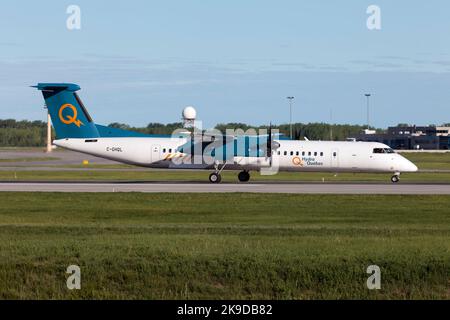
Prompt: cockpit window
<box><xmin>373</xmin><ymin>148</ymin><xmax>395</xmax><ymax>154</ymax></box>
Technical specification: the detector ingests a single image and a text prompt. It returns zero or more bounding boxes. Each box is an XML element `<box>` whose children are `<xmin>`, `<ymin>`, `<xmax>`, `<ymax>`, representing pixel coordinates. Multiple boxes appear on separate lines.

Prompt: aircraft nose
<box><xmin>403</xmin><ymin>158</ymin><xmax>418</xmax><ymax>172</ymax></box>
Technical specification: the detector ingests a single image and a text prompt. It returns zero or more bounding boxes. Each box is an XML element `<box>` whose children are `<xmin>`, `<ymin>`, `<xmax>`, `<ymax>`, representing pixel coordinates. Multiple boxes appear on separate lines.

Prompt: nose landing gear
<box><xmin>391</xmin><ymin>173</ymin><xmax>400</xmax><ymax>183</ymax></box>
<box><xmin>238</xmin><ymin>170</ymin><xmax>250</xmax><ymax>182</ymax></box>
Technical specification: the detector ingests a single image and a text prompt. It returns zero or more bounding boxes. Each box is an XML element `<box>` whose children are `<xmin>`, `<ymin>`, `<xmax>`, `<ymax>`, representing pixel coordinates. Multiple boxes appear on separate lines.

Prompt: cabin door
<box><xmin>151</xmin><ymin>145</ymin><xmax>161</xmax><ymax>163</ymax></box>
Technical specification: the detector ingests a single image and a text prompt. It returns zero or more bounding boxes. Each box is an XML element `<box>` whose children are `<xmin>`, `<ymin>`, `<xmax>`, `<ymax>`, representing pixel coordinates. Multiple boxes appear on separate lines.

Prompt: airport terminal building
<box><xmin>351</xmin><ymin>125</ymin><xmax>450</xmax><ymax>150</ymax></box>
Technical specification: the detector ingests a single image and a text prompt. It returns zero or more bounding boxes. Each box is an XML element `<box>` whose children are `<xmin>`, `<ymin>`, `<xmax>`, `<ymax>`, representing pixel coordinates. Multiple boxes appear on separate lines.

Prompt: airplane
<box><xmin>33</xmin><ymin>83</ymin><xmax>418</xmax><ymax>183</ymax></box>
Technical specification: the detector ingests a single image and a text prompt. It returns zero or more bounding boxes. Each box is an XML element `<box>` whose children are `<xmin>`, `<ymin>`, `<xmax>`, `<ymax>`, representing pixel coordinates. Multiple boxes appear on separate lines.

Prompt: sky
<box><xmin>1</xmin><ymin>1</ymin><xmax>450</xmax><ymax>128</ymax></box>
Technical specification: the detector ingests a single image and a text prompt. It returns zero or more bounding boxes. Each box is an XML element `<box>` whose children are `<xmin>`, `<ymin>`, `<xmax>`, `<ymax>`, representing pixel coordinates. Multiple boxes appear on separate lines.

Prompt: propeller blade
<box><xmin>267</xmin><ymin>123</ymin><xmax>272</xmax><ymax>155</ymax></box>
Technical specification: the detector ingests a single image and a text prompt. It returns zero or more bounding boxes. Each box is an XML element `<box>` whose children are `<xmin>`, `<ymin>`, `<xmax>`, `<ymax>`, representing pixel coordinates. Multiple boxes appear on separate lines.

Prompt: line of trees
<box><xmin>108</xmin><ymin>122</ymin><xmax>185</xmax><ymax>135</ymax></box>
<box><xmin>0</xmin><ymin>118</ymin><xmax>380</xmax><ymax>147</ymax></box>
<box><xmin>215</xmin><ymin>122</ymin><xmax>380</xmax><ymax>141</ymax></box>
<box><xmin>0</xmin><ymin>120</ymin><xmax>50</xmax><ymax>147</ymax></box>
<box><xmin>106</xmin><ymin>121</ymin><xmax>380</xmax><ymax>141</ymax></box>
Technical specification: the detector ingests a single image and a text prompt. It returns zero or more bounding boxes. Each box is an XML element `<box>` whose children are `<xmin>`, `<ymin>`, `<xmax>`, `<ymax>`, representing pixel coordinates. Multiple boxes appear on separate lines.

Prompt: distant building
<box><xmin>350</xmin><ymin>125</ymin><xmax>450</xmax><ymax>150</ymax></box>
<box><xmin>362</xmin><ymin>129</ymin><xmax>377</xmax><ymax>135</ymax></box>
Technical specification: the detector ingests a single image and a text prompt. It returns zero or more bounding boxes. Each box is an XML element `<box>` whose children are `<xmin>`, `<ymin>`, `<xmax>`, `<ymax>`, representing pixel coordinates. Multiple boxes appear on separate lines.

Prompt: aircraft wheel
<box><xmin>238</xmin><ymin>171</ymin><xmax>250</xmax><ymax>182</ymax></box>
<box><xmin>391</xmin><ymin>175</ymin><xmax>400</xmax><ymax>183</ymax></box>
<box><xmin>209</xmin><ymin>172</ymin><xmax>222</xmax><ymax>183</ymax></box>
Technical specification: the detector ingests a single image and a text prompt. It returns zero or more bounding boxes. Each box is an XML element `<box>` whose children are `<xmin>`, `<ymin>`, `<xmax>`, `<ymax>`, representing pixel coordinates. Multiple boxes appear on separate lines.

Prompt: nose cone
<box><xmin>402</xmin><ymin>158</ymin><xmax>418</xmax><ymax>172</ymax></box>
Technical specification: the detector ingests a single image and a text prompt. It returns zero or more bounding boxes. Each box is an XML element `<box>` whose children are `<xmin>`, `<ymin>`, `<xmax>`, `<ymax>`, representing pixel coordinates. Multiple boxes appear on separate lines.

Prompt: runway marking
<box><xmin>1</xmin><ymin>182</ymin><xmax>450</xmax><ymax>194</ymax></box>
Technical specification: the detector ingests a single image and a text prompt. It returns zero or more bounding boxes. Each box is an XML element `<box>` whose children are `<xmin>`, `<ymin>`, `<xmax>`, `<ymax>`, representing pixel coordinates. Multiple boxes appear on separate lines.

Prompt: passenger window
<box><xmin>320</xmin><ymin>152</ymin><xmax>323</xmax><ymax>156</ymax></box>
<box><xmin>278</xmin><ymin>151</ymin><xmax>280</xmax><ymax>155</ymax></box>
<box><xmin>308</xmin><ymin>152</ymin><xmax>311</xmax><ymax>156</ymax></box>
<box><xmin>290</xmin><ymin>151</ymin><xmax>294</xmax><ymax>156</ymax></box>
<box><xmin>302</xmin><ymin>151</ymin><xmax>305</xmax><ymax>156</ymax></box>
<box><xmin>169</xmin><ymin>148</ymin><xmax>172</xmax><ymax>153</ymax></box>
<box><xmin>296</xmin><ymin>151</ymin><xmax>299</xmax><ymax>156</ymax></box>
<box><xmin>314</xmin><ymin>152</ymin><xmax>317</xmax><ymax>156</ymax></box>
<box><xmin>284</xmin><ymin>151</ymin><xmax>287</xmax><ymax>156</ymax></box>
<box><xmin>163</xmin><ymin>148</ymin><xmax>166</xmax><ymax>153</ymax></box>
<box><xmin>333</xmin><ymin>152</ymin><xmax>337</xmax><ymax>157</ymax></box>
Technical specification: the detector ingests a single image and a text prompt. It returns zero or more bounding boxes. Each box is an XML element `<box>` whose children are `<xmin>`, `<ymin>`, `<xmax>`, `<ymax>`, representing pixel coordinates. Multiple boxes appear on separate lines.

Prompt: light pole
<box><xmin>330</xmin><ymin>108</ymin><xmax>333</xmax><ymax>141</ymax></box>
<box><xmin>287</xmin><ymin>96</ymin><xmax>294</xmax><ymax>139</ymax></box>
<box><xmin>365</xmin><ymin>93</ymin><xmax>371</xmax><ymax>130</ymax></box>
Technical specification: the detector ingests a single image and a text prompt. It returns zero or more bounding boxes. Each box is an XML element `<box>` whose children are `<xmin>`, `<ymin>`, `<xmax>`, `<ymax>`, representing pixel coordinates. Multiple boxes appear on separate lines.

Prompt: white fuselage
<box><xmin>54</xmin><ymin>137</ymin><xmax>418</xmax><ymax>174</ymax></box>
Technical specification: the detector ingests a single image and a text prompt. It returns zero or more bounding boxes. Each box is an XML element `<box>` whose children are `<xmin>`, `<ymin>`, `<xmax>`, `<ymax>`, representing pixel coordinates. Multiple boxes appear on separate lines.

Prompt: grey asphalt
<box><xmin>0</xmin><ymin>148</ymin><xmax>116</xmax><ymax>166</ymax></box>
<box><xmin>1</xmin><ymin>182</ymin><xmax>450</xmax><ymax>194</ymax></box>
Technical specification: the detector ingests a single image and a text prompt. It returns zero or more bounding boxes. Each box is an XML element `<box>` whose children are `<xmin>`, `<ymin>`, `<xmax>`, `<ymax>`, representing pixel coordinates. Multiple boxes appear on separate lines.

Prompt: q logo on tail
<box><xmin>59</xmin><ymin>104</ymin><xmax>84</xmax><ymax>127</ymax></box>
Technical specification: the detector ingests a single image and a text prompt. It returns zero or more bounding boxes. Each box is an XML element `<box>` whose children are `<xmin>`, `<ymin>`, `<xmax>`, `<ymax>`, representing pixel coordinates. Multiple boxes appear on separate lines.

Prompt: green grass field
<box><xmin>0</xmin><ymin>192</ymin><xmax>448</xmax><ymax>299</ymax></box>
<box><xmin>0</xmin><ymin>157</ymin><xmax>60</xmax><ymax>163</ymax></box>
<box><xmin>401</xmin><ymin>152</ymin><xmax>450</xmax><ymax>170</ymax></box>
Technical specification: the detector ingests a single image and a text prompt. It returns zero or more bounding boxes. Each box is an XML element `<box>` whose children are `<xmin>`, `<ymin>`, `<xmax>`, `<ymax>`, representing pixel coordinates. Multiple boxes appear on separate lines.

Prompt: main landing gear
<box><xmin>208</xmin><ymin>166</ymin><xmax>251</xmax><ymax>184</ymax></box>
<box><xmin>209</xmin><ymin>172</ymin><xmax>222</xmax><ymax>183</ymax></box>
<box><xmin>391</xmin><ymin>173</ymin><xmax>400</xmax><ymax>183</ymax></box>
<box><xmin>209</xmin><ymin>161</ymin><xmax>226</xmax><ymax>183</ymax></box>
<box><xmin>238</xmin><ymin>170</ymin><xmax>250</xmax><ymax>182</ymax></box>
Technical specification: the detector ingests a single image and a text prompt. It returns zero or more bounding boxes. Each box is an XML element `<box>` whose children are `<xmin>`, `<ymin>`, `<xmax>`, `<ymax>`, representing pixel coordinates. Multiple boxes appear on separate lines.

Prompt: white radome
<box><xmin>182</xmin><ymin>106</ymin><xmax>197</xmax><ymax>120</ymax></box>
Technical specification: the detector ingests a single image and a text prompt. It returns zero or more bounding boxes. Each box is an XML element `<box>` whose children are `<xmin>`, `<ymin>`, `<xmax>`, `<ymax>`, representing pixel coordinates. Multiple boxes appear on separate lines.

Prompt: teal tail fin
<box><xmin>33</xmin><ymin>83</ymin><xmax>99</xmax><ymax>139</ymax></box>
